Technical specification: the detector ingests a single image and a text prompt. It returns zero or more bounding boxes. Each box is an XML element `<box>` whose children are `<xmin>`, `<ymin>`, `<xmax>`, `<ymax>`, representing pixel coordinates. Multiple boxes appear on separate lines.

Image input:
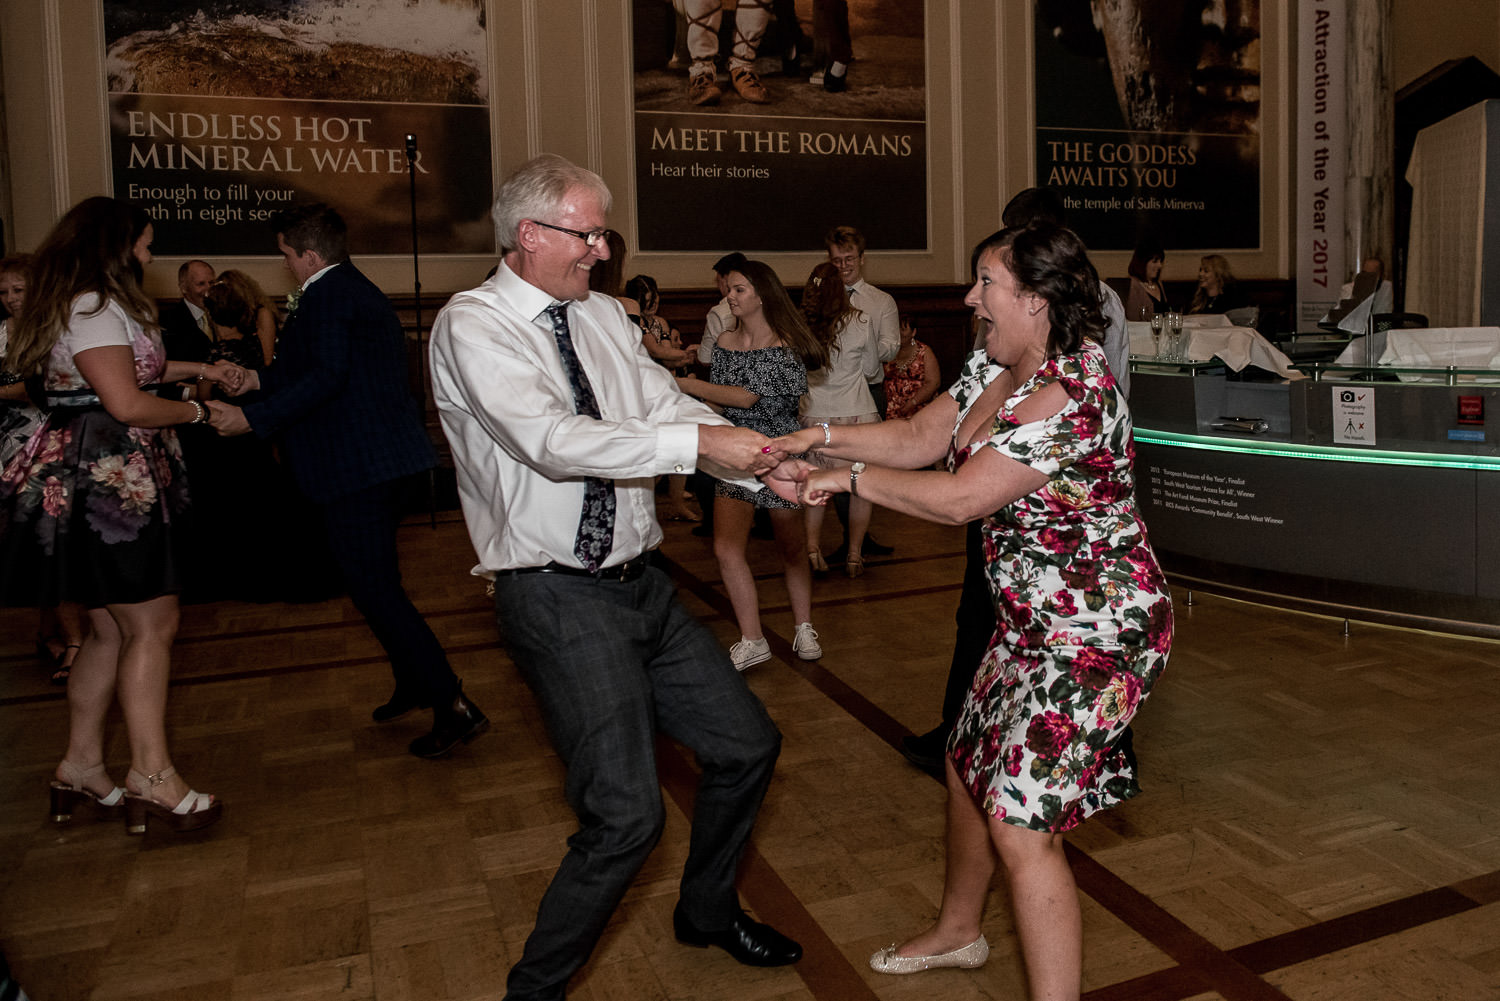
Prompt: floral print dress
<box><xmin>946</xmin><ymin>341</ymin><xmax>1172</xmax><ymax>833</ymax></box>
<box><xmin>711</xmin><ymin>343</ymin><xmax>806</xmax><ymax>509</ymax></box>
<box><xmin>882</xmin><ymin>338</ymin><xmax>931</xmax><ymax>420</ymax></box>
<box><xmin>0</xmin><ymin>320</ymin><xmax>46</xmax><ymax>467</ymax></box>
<box><xmin>0</xmin><ymin>295</ymin><xmax>188</xmax><ymax>607</ymax></box>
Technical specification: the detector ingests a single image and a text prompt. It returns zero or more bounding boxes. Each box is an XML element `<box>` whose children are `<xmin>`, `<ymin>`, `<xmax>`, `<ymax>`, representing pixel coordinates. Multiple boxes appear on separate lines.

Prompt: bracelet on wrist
<box><xmin>819</xmin><ymin>422</ymin><xmax>831</xmax><ymax>448</ymax></box>
<box><xmin>187</xmin><ymin>400</ymin><xmax>207</xmax><ymax>425</ymax></box>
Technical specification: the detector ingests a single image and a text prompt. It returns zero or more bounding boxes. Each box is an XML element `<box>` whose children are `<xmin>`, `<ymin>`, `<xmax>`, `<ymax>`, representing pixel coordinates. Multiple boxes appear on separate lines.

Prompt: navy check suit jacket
<box><xmin>243</xmin><ymin>261</ymin><xmax>434</xmax><ymax>503</ymax></box>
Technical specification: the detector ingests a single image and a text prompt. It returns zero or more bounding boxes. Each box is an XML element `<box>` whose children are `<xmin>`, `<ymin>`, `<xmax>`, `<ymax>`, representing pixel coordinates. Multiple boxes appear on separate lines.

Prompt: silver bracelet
<box><xmin>819</xmin><ymin>422</ymin><xmax>831</xmax><ymax>447</ymax></box>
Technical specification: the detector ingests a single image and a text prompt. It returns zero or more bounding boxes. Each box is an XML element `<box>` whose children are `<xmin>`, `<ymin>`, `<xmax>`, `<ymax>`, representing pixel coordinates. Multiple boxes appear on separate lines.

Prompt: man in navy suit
<box><xmin>159</xmin><ymin>259</ymin><xmax>216</xmax><ymax>363</ymax></box>
<box><xmin>208</xmin><ymin>204</ymin><xmax>487</xmax><ymax>759</ymax></box>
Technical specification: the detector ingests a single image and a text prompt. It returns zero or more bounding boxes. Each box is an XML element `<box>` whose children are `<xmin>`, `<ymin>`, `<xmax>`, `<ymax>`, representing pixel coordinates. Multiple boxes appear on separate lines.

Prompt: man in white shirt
<box><xmin>429</xmin><ymin>154</ymin><xmax>803</xmax><ymax>1001</ymax></box>
<box><xmin>825</xmin><ymin>225</ymin><xmax>900</xmax><ymax>397</ymax></box>
<box><xmin>823</xmin><ymin>225</ymin><xmax>901</xmax><ymax>560</ymax></box>
<box><xmin>695</xmin><ymin>252</ymin><xmax>746</xmax><ymax>366</ymax></box>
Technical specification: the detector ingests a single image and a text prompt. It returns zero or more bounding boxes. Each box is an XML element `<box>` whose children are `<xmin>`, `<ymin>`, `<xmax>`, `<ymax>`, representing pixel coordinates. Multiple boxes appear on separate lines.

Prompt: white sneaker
<box><xmin>729</xmin><ymin>636</ymin><xmax>771</xmax><ymax>672</ymax></box>
<box><xmin>792</xmin><ymin>622</ymin><xmax>822</xmax><ymax>660</ymax></box>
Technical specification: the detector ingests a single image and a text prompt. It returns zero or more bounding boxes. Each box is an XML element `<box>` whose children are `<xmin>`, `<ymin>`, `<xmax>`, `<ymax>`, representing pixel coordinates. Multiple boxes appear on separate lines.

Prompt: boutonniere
<box><xmin>285</xmin><ymin>287</ymin><xmax>303</xmax><ymax>316</ymax></box>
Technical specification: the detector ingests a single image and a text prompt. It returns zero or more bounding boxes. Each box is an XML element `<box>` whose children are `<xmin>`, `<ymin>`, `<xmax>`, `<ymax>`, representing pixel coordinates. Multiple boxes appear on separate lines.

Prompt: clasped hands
<box><xmin>701</xmin><ymin>424</ymin><xmax>852</xmax><ymax>507</ymax></box>
<box><xmin>198</xmin><ymin>362</ymin><xmax>260</xmax><ymax>436</ymax></box>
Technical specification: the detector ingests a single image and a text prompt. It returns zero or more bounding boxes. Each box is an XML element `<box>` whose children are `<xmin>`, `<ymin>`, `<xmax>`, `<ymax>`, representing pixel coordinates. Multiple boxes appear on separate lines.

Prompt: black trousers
<box><xmin>321</xmin><ymin>477</ymin><xmax>458</xmax><ymax>707</ymax></box>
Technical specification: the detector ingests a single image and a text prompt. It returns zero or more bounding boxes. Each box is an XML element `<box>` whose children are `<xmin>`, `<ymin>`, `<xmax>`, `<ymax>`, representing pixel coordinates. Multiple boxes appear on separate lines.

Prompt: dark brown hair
<box><xmin>731</xmin><ymin>260</ymin><xmax>829</xmax><ymax>372</ymax></box>
<box><xmin>8</xmin><ymin>197</ymin><xmax>156</xmax><ymax>378</ymax></box>
<box><xmin>972</xmin><ymin>223</ymin><xmax>1106</xmax><ymax>357</ymax></box>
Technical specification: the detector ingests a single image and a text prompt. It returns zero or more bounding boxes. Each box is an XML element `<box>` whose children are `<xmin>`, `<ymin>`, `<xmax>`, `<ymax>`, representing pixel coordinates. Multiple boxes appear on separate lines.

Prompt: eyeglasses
<box><xmin>530</xmin><ymin>220</ymin><xmax>608</xmax><ymax>247</ymax></box>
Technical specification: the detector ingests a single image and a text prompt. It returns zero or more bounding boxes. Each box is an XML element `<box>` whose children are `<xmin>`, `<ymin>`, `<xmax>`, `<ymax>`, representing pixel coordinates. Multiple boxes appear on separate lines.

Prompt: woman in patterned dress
<box><xmin>1</xmin><ymin>253</ymin><xmax>89</xmax><ymax>684</ymax></box>
<box><xmin>675</xmin><ymin>260</ymin><xmax>829</xmax><ymax>671</ymax></box>
<box><xmin>0</xmin><ymin>197</ymin><xmax>233</xmax><ymax>834</ymax></box>
<box><xmin>773</xmin><ymin>223</ymin><xmax>1172</xmax><ymax>999</ymax></box>
<box><xmin>881</xmin><ymin>316</ymin><xmax>941</xmax><ymax>421</ymax></box>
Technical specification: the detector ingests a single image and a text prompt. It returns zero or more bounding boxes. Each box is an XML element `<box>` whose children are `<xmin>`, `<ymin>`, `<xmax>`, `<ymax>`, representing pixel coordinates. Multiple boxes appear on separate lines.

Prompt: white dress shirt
<box><xmin>1098</xmin><ymin>281</ymin><xmax>1130</xmax><ymax>399</ymax></box>
<box><xmin>801</xmin><ymin>313</ymin><xmax>882</xmax><ymax>421</ymax></box>
<box><xmin>430</xmin><ymin>261</ymin><xmax>755</xmax><ymax>577</ymax></box>
<box><xmin>184</xmin><ymin>299</ymin><xmax>209</xmax><ymax>333</ymax></box>
<box><xmin>846</xmin><ymin>278</ymin><xmax>900</xmax><ymax>365</ymax></box>
<box><xmin>697</xmin><ymin>298</ymin><xmax>733</xmax><ymax>365</ymax></box>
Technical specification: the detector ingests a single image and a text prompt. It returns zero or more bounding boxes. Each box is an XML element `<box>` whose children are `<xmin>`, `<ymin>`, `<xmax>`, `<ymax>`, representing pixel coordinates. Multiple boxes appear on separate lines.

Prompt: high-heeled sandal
<box><xmin>808</xmin><ymin>549</ymin><xmax>829</xmax><ymax>574</ymax></box>
<box><xmin>124</xmin><ymin>767</ymin><xmax>222</xmax><ymax>835</ymax></box>
<box><xmin>50</xmin><ymin>644</ymin><xmax>80</xmax><ymax>685</ymax></box>
<box><xmin>50</xmin><ymin>760</ymin><xmax>126</xmax><ymax>823</ymax></box>
<box><xmin>845</xmin><ymin>553</ymin><xmax>865</xmax><ymax>578</ymax></box>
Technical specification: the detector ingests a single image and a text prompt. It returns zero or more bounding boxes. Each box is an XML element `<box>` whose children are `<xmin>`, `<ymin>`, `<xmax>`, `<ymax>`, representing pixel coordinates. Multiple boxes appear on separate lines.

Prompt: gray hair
<box><xmin>491</xmin><ymin>154</ymin><xmax>613</xmax><ymax>253</ymax></box>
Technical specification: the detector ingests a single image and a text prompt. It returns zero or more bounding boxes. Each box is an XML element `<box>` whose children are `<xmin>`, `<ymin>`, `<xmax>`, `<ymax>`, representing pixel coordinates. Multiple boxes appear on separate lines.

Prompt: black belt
<box><xmin>498</xmin><ymin>552</ymin><xmax>655</xmax><ymax>583</ymax></box>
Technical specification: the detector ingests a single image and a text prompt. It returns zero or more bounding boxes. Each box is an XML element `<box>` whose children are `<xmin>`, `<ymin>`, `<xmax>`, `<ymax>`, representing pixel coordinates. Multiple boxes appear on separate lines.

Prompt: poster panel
<box><xmin>631</xmin><ymin>0</ymin><xmax>927</xmax><ymax>252</ymax></box>
<box><xmin>1033</xmin><ymin>1</ymin><xmax>1262</xmax><ymax>253</ymax></box>
<box><xmin>1295</xmin><ymin>0</ymin><xmax>1347</xmax><ymax>327</ymax></box>
<box><xmin>102</xmin><ymin>0</ymin><xmax>494</xmax><ymax>257</ymax></box>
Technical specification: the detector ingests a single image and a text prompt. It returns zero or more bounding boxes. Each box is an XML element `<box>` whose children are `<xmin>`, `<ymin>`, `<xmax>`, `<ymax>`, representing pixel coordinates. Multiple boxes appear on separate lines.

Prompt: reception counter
<box><xmin>1129</xmin><ymin>364</ymin><xmax>1500</xmax><ymax>634</ymax></box>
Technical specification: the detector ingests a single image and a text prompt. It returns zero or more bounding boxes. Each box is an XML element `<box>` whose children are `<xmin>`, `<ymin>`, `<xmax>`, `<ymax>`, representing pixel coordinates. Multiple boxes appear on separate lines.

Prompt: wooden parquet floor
<box><xmin>2</xmin><ymin>509</ymin><xmax>1498</xmax><ymax>1001</ymax></box>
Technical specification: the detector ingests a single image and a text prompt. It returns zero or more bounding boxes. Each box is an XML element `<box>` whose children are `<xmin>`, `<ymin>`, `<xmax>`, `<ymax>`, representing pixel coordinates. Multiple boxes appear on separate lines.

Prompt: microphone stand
<box><xmin>405</xmin><ymin>132</ymin><xmax>435</xmax><ymax>527</ymax></box>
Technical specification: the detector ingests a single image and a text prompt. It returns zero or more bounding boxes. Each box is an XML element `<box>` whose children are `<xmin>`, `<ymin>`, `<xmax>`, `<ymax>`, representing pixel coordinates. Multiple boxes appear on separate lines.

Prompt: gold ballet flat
<box><xmin>868</xmin><ymin>935</ymin><xmax>988</xmax><ymax>974</ymax></box>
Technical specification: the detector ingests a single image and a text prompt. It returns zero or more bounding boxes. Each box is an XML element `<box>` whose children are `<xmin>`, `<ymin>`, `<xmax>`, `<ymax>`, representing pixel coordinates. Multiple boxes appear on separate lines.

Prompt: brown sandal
<box><xmin>124</xmin><ymin>767</ymin><xmax>223</xmax><ymax>835</ymax></box>
<box><xmin>50</xmin><ymin>760</ymin><xmax>126</xmax><ymax>823</ymax></box>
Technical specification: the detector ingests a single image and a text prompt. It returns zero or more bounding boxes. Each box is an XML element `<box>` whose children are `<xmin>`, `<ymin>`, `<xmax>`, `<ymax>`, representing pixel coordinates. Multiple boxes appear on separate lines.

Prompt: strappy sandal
<box><xmin>846</xmin><ymin>553</ymin><xmax>865</xmax><ymax>578</ymax></box>
<box><xmin>124</xmin><ymin>767</ymin><xmax>223</xmax><ymax>835</ymax></box>
<box><xmin>50</xmin><ymin>644</ymin><xmax>81</xmax><ymax>685</ymax></box>
<box><xmin>50</xmin><ymin>760</ymin><xmax>126</xmax><ymax>823</ymax></box>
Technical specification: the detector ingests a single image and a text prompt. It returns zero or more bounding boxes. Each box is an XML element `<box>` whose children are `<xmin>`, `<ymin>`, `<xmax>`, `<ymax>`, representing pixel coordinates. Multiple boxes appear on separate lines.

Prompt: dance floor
<box><xmin>2</xmin><ymin>508</ymin><xmax>1498</xmax><ymax>1000</ymax></box>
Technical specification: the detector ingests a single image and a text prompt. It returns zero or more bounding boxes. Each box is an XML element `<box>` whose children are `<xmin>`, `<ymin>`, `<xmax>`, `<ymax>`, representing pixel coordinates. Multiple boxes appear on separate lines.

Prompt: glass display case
<box><xmin>1127</xmin><ymin>356</ymin><xmax>1500</xmax><ymax>634</ymax></box>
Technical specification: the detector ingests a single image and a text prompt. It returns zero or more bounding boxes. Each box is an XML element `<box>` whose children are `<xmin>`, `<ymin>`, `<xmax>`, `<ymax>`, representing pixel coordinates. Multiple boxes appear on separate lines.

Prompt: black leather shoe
<box><xmin>862</xmin><ymin>536</ymin><xmax>895</xmax><ymax>557</ymax></box>
<box><xmin>673</xmin><ymin>903</ymin><xmax>802</xmax><ymax>967</ymax></box>
<box><xmin>823</xmin><ymin>70</ymin><xmax>847</xmax><ymax>93</ymax></box>
<box><xmin>373</xmin><ymin>688</ymin><xmax>430</xmax><ymax>724</ymax></box>
<box><xmin>900</xmin><ymin>726</ymin><xmax>949</xmax><ymax>776</ymax></box>
<box><xmin>408</xmin><ymin>686</ymin><xmax>489</xmax><ymax>758</ymax></box>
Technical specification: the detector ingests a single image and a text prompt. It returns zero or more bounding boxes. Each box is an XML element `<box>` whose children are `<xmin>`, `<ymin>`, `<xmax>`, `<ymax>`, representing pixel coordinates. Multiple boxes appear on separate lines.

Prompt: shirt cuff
<box><xmin>657</xmin><ymin>422</ymin><xmax>701</xmax><ymax>475</ymax></box>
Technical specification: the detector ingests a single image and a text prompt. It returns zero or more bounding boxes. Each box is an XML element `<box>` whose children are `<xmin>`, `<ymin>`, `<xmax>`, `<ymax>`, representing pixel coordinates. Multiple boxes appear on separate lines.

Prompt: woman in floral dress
<box><xmin>675</xmin><ymin>259</ymin><xmax>829</xmax><ymax>671</ymax></box>
<box><xmin>773</xmin><ymin>222</ymin><xmax>1172</xmax><ymax>999</ymax></box>
<box><xmin>0</xmin><ymin>197</ymin><xmax>235</xmax><ymax>834</ymax></box>
<box><xmin>882</xmin><ymin>318</ymin><xmax>941</xmax><ymax>421</ymax></box>
<box><xmin>2</xmin><ymin>253</ymin><xmax>89</xmax><ymax>684</ymax></box>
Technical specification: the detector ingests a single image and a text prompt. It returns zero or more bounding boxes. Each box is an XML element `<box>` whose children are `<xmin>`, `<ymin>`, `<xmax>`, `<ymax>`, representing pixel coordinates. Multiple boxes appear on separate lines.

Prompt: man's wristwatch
<box><xmin>849</xmin><ymin>461</ymin><xmax>866</xmax><ymax>496</ymax></box>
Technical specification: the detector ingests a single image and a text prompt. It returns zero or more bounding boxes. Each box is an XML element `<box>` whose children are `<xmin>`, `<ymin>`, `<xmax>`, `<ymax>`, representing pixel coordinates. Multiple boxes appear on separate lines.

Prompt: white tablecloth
<box><xmin>1333</xmin><ymin>327</ymin><xmax>1500</xmax><ymax>375</ymax></box>
<box><xmin>1128</xmin><ymin>320</ymin><xmax>1301</xmax><ymax>378</ymax></box>
<box><xmin>1380</xmin><ymin>327</ymin><xmax>1500</xmax><ymax>367</ymax></box>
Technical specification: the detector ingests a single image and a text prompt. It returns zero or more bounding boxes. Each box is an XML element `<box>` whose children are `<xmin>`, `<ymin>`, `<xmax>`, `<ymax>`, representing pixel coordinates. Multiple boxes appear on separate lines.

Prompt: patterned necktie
<box><xmin>197</xmin><ymin>310</ymin><xmax>211</xmax><ymax>336</ymax></box>
<box><xmin>545</xmin><ymin>302</ymin><xmax>615</xmax><ymax>572</ymax></box>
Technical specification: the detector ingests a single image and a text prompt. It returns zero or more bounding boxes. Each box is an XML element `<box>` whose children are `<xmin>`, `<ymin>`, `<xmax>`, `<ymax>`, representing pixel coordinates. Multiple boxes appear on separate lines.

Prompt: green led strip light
<box><xmin>1133</xmin><ymin>428</ymin><xmax>1500</xmax><ymax>470</ymax></box>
